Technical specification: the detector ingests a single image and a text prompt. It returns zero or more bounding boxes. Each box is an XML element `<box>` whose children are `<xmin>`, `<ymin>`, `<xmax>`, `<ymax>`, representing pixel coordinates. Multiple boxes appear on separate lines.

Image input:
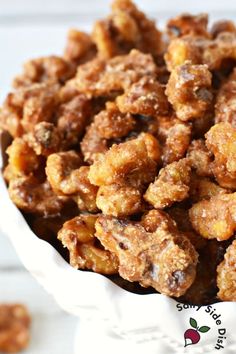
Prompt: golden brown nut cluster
<box><xmin>0</xmin><ymin>304</ymin><xmax>31</xmax><ymax>353</ymax></box>
<box><xmin>3</xmin><ymin>0</ymin><xmax>236</xmax><ymax>303</ymax></box>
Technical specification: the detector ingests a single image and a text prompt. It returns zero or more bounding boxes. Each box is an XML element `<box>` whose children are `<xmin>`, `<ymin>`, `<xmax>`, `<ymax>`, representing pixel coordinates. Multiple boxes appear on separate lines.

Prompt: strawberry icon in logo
<box><xmin>184</xmin><ymin>318</ymin><xmax>210</xmax><ymax>347</ymax></box>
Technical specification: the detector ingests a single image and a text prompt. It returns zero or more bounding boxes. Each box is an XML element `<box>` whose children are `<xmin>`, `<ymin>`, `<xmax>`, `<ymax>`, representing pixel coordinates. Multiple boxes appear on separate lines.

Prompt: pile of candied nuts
<box><xmin>2</xmin><ymin>0</ymin><xmax>236</xmax><ymax>305</ymax></box>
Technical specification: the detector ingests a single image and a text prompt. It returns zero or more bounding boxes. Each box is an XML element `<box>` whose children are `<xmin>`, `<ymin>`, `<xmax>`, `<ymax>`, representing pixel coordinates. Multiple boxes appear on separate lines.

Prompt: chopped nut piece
<box><xmin>144</xmin><ymin>158</ymin><xmax>191</xmax><ymax>209</ymax></box>
<box><xmin>95</xmin><ymin>210</ymin><xmax>198</xmax><ymax>297</ymax></box>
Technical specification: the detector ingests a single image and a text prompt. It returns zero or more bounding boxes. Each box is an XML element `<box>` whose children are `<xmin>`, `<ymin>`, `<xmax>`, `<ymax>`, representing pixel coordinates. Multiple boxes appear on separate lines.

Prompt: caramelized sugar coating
<box><xmin>157</xmin><ymin>116</ymin><xmax>191</xmax><ymax>165</ymax></box>
<box><xmin>58</xmin><ymin>215</ymin><xmax>118</xmax><ymax>274</ymax></box>
<box><xmin>0</xmin><ymin>304</ymin><xmax>31</xmax><ymax>353</ymax></box>
<box><xmin>190</xmin><ymin>175</ymin><xmax>229</xmax><ymax>202</ymax></box>
<box><xmin>189</xmin><ymin>193</ymin><xmax>236</xmax><ymax>241</ymax></box>
<box><xmin>165</xmin><ymin>32</ymin><xmax>236</xmax><ymax>71</ymax></box>
<box><xmin>166</xmin><ymin>62</ymin><xmax>213</xmax><ymax>121</ymax></box>
<box><xmin>64</xmin><ymin>29</ymin><xmax>96</xmax><ymax>64</ymax></box>
<box><xmin>94</xmin><ymin>101</ymin><xmax>135</xmax><ymax>139</ymax></box>
<box><xmin>215</xmin><ymin>69</ymin><xmax>236</xmax><ymax>127</ymax></box>
<box><xmin>144</xmin><ymin>158</ymin><xmax>191</xmax><ymax>209</ymax></box>
<box><xmin>92</xmin><ymin>0</ymin><xmax>163</xmax><ymax>59</ymax></box>
<box><xmin>0</xmin><ymin>83</ymin><xmax>59</xmax><ymax>137</ymax></box>
<box><xmin>187</xmin><ymin>139</ymin><xmax>213</xmax><ymax>177</ymax></box>
<box><xmin>76</xmin><ymin>49</ymin><xmax>157</xmax><ymax>97</ymax></box>
<box><xmin>80</xmin><ymin>123</ymin><xmax>108</xmax><ymax>163</ymax></box>
<box><xmin>95</xmin><ymin>210</ymin><xmax>198</xmax><ymax>297</ymax></box>
<box><xmin>166</xmin><ymin>13</ymin><xmax>209</xmax><ymax>39</ymax></box>
<box><xmin>211</xmin><ymin>20</ymin><xmax>236</xmax><ymax>38</ymax></box>
<box><xmin>217</xmin><ymin>240</ymin><xmax>236</xmax><ymax>301</ymax></box>
<box><xmin>27</xmin><ymin>122</ymin><xmax>62</xmax><ymax>156</ymax></box>
<box><xmin>206</xmin><ymin>122</ymin><xmax>236</xmax><ymax>188</ymax></box>
<box><xmin>9</xmin><ymin>176</ymin><xmax>67</xmax><ymax>216</ymax></box>
<box><xmin>13</xmin><ymin>55</ymin><xmax>76</xmax><ymax>88</ymax></box>
<box><xmin>96</xmin><ymin>184</ymin><xmax>142</xmax><ymax>216</ymax></box>
<box><xmin>6</xmin><ymin>137</ymin><xmax>40</xmax><ymax>177</ymax></box>
<box><xmin>116</xmin><ymin>77</ymin><xmax>169</xmax><ymax>117</ymax></box>
<box><xmin>46</xmin><ymin>151</ymin><xmax>98</xmax><ymax>211</ymax></box>
<box><xmin>57</xmin><ymin>94</ymin><xmax>92</xmax><ymax>146</ymax></box>
<box><xmin>88</xmin><ymin>133</ymin><xmax>158</xmax><ymax>187</ymax></box>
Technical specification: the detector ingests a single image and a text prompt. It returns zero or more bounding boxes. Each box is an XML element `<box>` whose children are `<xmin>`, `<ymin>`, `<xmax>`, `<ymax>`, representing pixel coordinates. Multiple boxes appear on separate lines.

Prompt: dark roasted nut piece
<box><xmin>167</xmin><ymin>13</ymin><xmax>209</xmax><ymax>38</ymax></box>
<box><xmin>94</xmin><ymin>101</ymin><xmax>135</xmax><ymax>139</ymax></box>
<box><xmin>215</xmin><ymin>69</ymin><xmax>236</xmax><ymax>127</ymax></box>
<box><xmin>57</xmin><ymin>94</ymin><xmax>92</xmax><ymax>146</ymax></box>
<box><xmin>92</xmin><ymin>0</ymin><xmax>163</xmax><ymax>59</ymax></box>
<box><xmin>116</xmin><ymin>77</ymin><xmax>169</xmax><ymax>117</ymax></box>
<box><xmin>144</xmin><ymin>158</ymin><xmax>191</xmax><ymax>209</ymax></box>
<box><xmin>166</xmin><ymin>62</ymin><xmax>212</xmax><ymax>121</ymax></box>
<box><xmin>88</xmin><ymin>133</ymin><xmax>158</xmax><ymax>188</ymax></box>
<box><xmin>217</xmin><ymin>240</ymin><xmax>236</xmax><ymax>301</ymax></box>
<box><xmin>76</xmin><ymin>49</ymin><xmax>157</xmax><ymax>97</ymax></box>
<box><xmin>64</xmin><ymin>29</ymin><xmax>96</xmax><ymax>64</ymax></box>
<box><xmin>13</xmin><ymin>55</ymin><xmax>76</xmax><ymax>88</ymax></box>
<box><xmin>0</xmin><ymin>304</ymin><xmax>31</xmax><ymax>353</ymax></box>
<box><xmin>95</xmin><ymin>210</ymin><xmax>198</xmax><ymax>297</ymax></box>
<box><xmin>206</xmin><ymin>122</ymin><xmax>236</xmax><ymax>188</ymax></box>
<box><xmin>9</xmin><ymin>176</ymin><xmax>67</xmax><ymax>216</ymax></box>
<box><xmin>96</xmin><ymin>184</ymin><xmax>142</xmax><ymax>216</ymax></box>
<box><xmin>189</xmin><ymin>193</ymin><xmax>236</xmax><ymax>241</ymax></box>
<box><xmin>58</xmin><ymin>215</ymin><xmax>118</xmax><ymax>274</ymax></box>
<box><xmin>187</xmin><ymin>139</ymin><xmax>213</xmax><ymax>177</ymax></box>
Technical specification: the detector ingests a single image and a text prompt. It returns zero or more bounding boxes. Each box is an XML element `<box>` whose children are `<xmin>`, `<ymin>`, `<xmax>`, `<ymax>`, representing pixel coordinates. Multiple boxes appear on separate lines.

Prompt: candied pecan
<box><xmin>88</xmin><ymin>133</ymin><xmax>158</xmax><ymax>188</ymax></box>
<box><xmin>26</xmin><ymin>122</ymin><xmax>62</xmax><ymax>156</ymax></box>
<box><xmin>166</xmin><ymin>61</ymin><xmax>213</xmax><ymax>121</ymax></box>
<box><xmin>59</xmin><ymin>79</ymin><xmax>80</xmax><ymax>103</ymax></box>
<box><xmin>64</xmin><ymin>29</ymin><xmax>96</xmax><ymax>64</ymax></box>
<box><xmin>92</xmin><ymin>0</ymin><xmax>163</xmax><ymax>59</ymax></box>
<box><xmin>58</xmin><ymin>215</ymin><xmax>118</xmax><ymax>274</ymax></box>
<box><xmin>95</xmin><ymin>210</ymin><xmax>198</xmax><ymax>297</ymax></box>
<box><xmin>165</xmin><ymin>32</ymin><xmax>236</xmax><ymax>71</ymax></box>
<box><xmin>76</xmin><ymin>49</ymin><xmax>157</xmax><ymax>97</ymax></box>
<box><xmin>206</xmin><ymin>122</ymin><xmax>236</xmax><ymax>188</ymax></box>
<box><xmin>0</xmin><ymin>304</ymin><xmax>31</xmax><ymax>353</ymax></box>
<box><xmin>166</xmin><ymin>13</ymin><xmax>209</xmax><ymax>39</ymax></box>
<box><xmin>0</xmin><ymin>103</ymin><xmax>23</xmax><ymax>138</ymax></box>
<box><xmin>211</xmin><ymin>20</ymin><xmax>236</xmax><ymax>38</ymax></box>
<box><xmin>190</xmin><ymin>175</ymin><xmax>229</xmax><ymax>202</ymax></box>
<box><xmin>94</xmin><ymin>101</ymin><xmax>135</xmax><ymax>139</ymax></box>
<box><xmin>187</xmin><ymin>139</ymin><xmax>213</xmax><ymax>177</ymax></box>
<box><xmin>9</xmin><ymin>176</ymin><xmax>67</xmax><ymax>216</ymax></box>
<box><xmin>13</xmin><ymin>56</ymin><xmax>76</xmax><ymax>88</ymax></box>
<box><xmin>144</xmin><ymin>158</ymin><xmax>191</xmax><ymax>209</ymax></box>
<box><xmin>96</xmin><ymin>184</ymin><xmax>142</xmax><ymax>216</ymax></box>
<box><xmin>57</xmin><ymin>94</ymin><xmax>92</xmax><ymax>146</ymax></box>
<box><xmin>189</xmin><ymin>193</ymin><xmax>236</xmax><ymax>241</ymax></box>
<box><xmin>157</xmin><ymin>116</ymin><xmax>191</xmax><ymax>165</ymax></box>
<box><xmin>80</xmin><ymin>123</ymin><xmax>108</xmax><ymax>164</ymax></box>
<box><xmin>46</xmin><ymin>152</ymin><xmax>98</xmax><ymax>211</ymax></box>
<box><xmin>116</xmin><ymin>77</ymin><xmax>169</xmax><ymax>117</ymax></box>
<box><xmin>6</xmin><ymin>137</ymin><xmax>40</xmax><ymax>177</ymax></box>
<box><xmin>215</xmin><ymin>69</ymin><xmax>236</xmax><ymax>127</ymax></box>
<box><xmin>217</xmin><ymin>240</ymin><xmax>236</xmax><ymax>301</ymax></box>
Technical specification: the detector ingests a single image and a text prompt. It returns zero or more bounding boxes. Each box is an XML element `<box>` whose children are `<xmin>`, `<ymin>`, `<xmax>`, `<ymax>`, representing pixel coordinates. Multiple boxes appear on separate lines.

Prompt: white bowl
<box><xmin>1</xmin><ymin>131</ymin><xmax>236</xmax><ymax>353</ymax></box>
